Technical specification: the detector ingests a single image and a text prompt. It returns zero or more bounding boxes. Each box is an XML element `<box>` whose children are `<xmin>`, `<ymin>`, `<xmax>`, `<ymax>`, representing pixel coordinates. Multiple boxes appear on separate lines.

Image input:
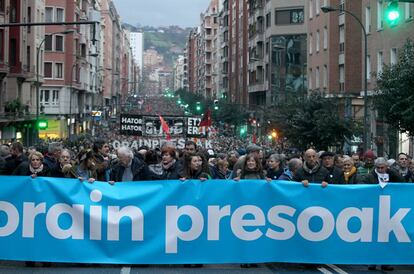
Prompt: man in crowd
<box><xmin>320</xmin><ymin>151</ymin><xmax>344</xmax><ymax>184</ymax></box>
<box><xmin>0</xmin><ymin>145</ymin><xmax>11</xmax><ymax>175</ymax></box>
<box><xmin>3</xmin><ymin>142</ymin><xmax>27</xmax><ymax>175</ymax></box>
<box><xmin>109</xmin><ymin>146</ymin><xmax>150</xmax><ymax>183</ymax></box>
<box><xmin>357</xmin><ymin>150</ymin><xmax>376</xmax><ymax>180</ymax></box>
<box><xmin>43</xmin><ymin>142</ymin><xmax>62</xmax><ymax>171</ymax></box>
<box><xmin>393</xmin><ymin>153</ymin><xmax>412</xmax><ymax>182</ymax></box>
<box><xmin>294</xmin><ymin>149</ymin><xmax>329</xmax><ymax>187</ymax></box>
<box><xmin>278</xmin><ymin>158</ymin><xmax>303</xmax><ymax>181</ymax></box>
<box><xmin>93</xmin><ymin>139</ymin><xmax>111</xmax><ymax>181</ymax></box>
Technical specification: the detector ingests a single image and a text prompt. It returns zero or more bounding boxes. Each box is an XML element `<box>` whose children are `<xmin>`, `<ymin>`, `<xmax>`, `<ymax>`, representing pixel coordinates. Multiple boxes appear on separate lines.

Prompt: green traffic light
<box><xmin>177</xmin><ymin>99</ymin><xmax>182</xmax><ymax>104</ymax></box>
<box><xmin>386</xmin><ymin>1</ymin><xmax>400</xmax><ymax>26</ymax></box>
<box><xmin>214</xmin><ymin>106</ymin><xmax>219</xmax><ymax>110</ymax></box>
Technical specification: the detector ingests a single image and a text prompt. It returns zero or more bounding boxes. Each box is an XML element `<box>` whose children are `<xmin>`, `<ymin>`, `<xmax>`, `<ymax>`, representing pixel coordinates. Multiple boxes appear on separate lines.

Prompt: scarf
<box><xmin>375</xmin><ymin>169</ymin><xmax>390</xmax><ymax>183</ymax></box>
<box><xmin>30</xmin><ymin>164</ymin><xmax>44</xmax><ymax>175</ymax></box>
<box><xmin>343</xmin><ymin>166</ymin><xmax>357</xmax><ymax>184</ymax></box>
<box><xmin>162</xmin><ymin>159</ymin><xmax>176</xmax><ymax>171</ymax></box>
<box><xmin>302</xmin><ymin>161</ymin><xmax>321</xmax><ymax>174</ymax></box>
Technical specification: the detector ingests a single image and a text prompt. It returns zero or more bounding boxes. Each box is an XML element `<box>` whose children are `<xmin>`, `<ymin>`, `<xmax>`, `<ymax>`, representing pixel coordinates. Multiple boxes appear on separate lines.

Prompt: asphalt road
<box><xmin>0</xmin><ymin>262</ymin><xmax>413</xmax><ymax>274</ymax></box>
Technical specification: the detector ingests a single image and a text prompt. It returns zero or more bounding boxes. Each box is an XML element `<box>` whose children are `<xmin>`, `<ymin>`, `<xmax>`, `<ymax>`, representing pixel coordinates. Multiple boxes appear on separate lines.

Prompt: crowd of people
<box><xmin>1</xmin><ymin>137</ymin><xmax>414</xmax><ymax>270</ymax></box>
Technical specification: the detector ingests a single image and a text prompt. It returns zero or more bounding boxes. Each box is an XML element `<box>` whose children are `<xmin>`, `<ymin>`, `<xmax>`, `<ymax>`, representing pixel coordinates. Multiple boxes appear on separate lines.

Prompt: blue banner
<box><xmin>0</xmin><ymin>176</ymin><xmax>414</xmax><ymax>265</ymax></box>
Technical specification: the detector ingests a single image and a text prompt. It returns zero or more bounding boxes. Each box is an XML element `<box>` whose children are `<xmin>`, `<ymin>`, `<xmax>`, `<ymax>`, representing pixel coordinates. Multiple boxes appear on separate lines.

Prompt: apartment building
<box><xmin>248</xmin><ymin>0</ymin><xmax>307</xmax><ymax>105</ymax></box>
<box><xmin>0</xmin><ymin>0</ymin><xmax>45</xmax><ymax>144</ymax></box>
<box><xmin>362</xmin><ymin>0</ymin><xmax>414</xmax><ymax>155</ymax></box>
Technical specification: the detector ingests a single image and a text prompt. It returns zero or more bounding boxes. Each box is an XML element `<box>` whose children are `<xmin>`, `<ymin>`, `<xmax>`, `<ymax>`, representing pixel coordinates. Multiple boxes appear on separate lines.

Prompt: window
<box><xmin>390</xmin><ymin>48</ymin><xmax>397</xmax><ymax>65</ymax></box>
<box><xmin>339</xmin><ymin>65</ymin><xmax>345</xmax><ymax>92</ymax></box>
<box><xmin>377</xmin><ymin>51</ymin><xmax>383</xmax><ymax>74</ymax></box>
<box><xmin>10</xmin><ymin>39</ymin><xmax>17</xmax><ymax>66</ymax></box>
<box><xmin>56</xmin><ymin>8</ymin><xmax>64</xmax><ymax>22</ymax></box>
<box><xmin>55</xmin><ymin>63</ymin><xmax>63</xmax><ymax>78</ymax></box>
<box><xmin>45</xmin><ymin>7</ymin><xmax>53</xmax><ymax>22</ymax></box>
<box><xmin>323</xmin><ymin>27</ymin><xmax>328</xmax><ymax>49</ymax></box>
<box><xmin>405</xmin><ymin>3</ymin><xmax>413</xmax><ymax>20</ymax></box>
<box><xmin>316</xmin><ymin>0</ymin><xmax>320</xmax><ymax>15</ymax></box>
<box><xmin>266</xmin><ymin>13</ymin><xmax>271</xmax><ymax>28</ymax></box>
<box><xmin>27</xmin><ymin>7</ymin><xmax>31</xmax><ymax>33</ymax></box>
<box><xmin>52</xmin><ymin>90</ymin><xmax>59</xmax><ymax>105</ymax></box>
<box><xmin>365</xmin><ymin>7</ymin><xmax>371</xmax><ymax>33</ymax></box>
<box><xmin>275</xmin><ymin>9</ymin><xmax>304</xmax><ymax>25</ymax></box>
<box><xmin>0</xmin><ymin>0</ymin><xmax>4</xmax><ymax>13</ymax></box>
<box><xmin>26</xmin><ymin>46</ymin><xmax>31</xmax><ymax>71</ymax></box>
<box><xmin>316</xmin><ymin>67</ymin><xmax>320</xmax><ymax>88</ymax></box>
<box><xmin>309</xmin><ymin>69</ymin><xmax>313</xmax><ymax>90</ymax></box>
<box><xmin>316</xmin><ymin>30</ymin><xmax>320</xmax><ymax>52</ymax></box>
<box><xmin>339</xmin><ymin>25</ymin><xmax>345</xmax><ymax>53</ymax></box>
<box><xmin>367</xmin><ymin>55</ymin><xmax>371</xmax><ymax>80</ymax></box>
<box><xmin>377</xmin><ymin>1</ymin><xmax>383</xmax><ymax>30</ymax></box>
<box><xmin>44</xmin><ymin>35</ymin><xmax>53</xmax><ymax>51</ymax></box>
<box><xmin>310</xmin><ymin>0</ymin><xmax>313</xmax><ymax>19</ymax></box>
<box><xmin>323</xmin><ymin>65</ymin><xmax>327</xmax><ymax>88</ymax></box>
<box><xmin>0</xmin><ymin>29</ymin><xmax>4</xmax><ymax>62</ymax></box>
<box><xmin>44</xmin><ymin>62</ymin><xmax>52</xmax><ymax>78</ymax></box>
<box><xmin>55</xmin><ymin>35</ymin><xmax>64</xmax><ymax>51</ymax></box>
<box><xmin>309</xmin><ymin>34</ymin><xmax>313</xmax><ymax>54</ymax></box>
<box><xmin>40</xmin><ymin>89</ymin><xmax>59</xmax><ymax>106</ymax></box>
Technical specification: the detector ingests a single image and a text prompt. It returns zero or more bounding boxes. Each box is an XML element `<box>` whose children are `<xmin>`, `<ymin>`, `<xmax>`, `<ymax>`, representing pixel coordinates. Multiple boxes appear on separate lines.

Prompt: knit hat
<box><xmin>364</xmin><ymin>150</ymin><xmax>376</xmax><ymax>159</ymax></box>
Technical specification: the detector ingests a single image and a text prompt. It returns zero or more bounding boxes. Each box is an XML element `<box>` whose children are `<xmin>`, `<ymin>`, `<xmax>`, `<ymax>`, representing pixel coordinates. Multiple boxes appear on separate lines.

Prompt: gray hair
<box><xmin>342</xmin><ymin>155</ymin><xmax>354</xmax><ymax>166</ymax></box>
<box><xmin>0</xmin><ymin>145</ymin><xmax>10</xmax><ymax>157</ymax></box>
<box><xmin>117</xmin><ymin>146</ymin><xmax>134</xmax><ymax>159</ymax></box>
<box><xmin>288</xmin><ymin>158</ymin><xmax>303</xmax><ymax>172</ymax></box>
<box><xmin>269</xmin><ymin>153</ymin><xmax>283</xmax><ymax>162</ymax></box>
<box><xmin>375</xmin><ymin>157</ymin><xmax>389</xmax><ymax>167</ymax></box>
<box><xmin>48</xmin><ymin>142</ymin><xmax>62</xmax><ymax>153</ymax></box>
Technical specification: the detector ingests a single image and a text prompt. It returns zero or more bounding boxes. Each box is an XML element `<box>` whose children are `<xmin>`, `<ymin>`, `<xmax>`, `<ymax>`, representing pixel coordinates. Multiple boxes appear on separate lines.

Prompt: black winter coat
<box><xmin>110</xmin><ymin>157</ymin><xmax>150</xmax><ymax>182</ymax></box>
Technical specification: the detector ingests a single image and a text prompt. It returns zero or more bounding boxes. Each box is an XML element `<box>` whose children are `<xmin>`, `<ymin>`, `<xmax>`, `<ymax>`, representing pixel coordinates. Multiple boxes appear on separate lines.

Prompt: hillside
<box><xmin>123</xmin><ymin>24</ymin><xmax>192</xmax><ymax>66</ymax></box>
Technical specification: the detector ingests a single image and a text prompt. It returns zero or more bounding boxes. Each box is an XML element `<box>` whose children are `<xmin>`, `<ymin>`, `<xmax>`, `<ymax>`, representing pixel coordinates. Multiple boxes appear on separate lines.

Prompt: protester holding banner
<box><xmin>363</xmin><ymin>157</ymin><xmax>405</xmax><ymax>185</ymax></box>
<box><xmin>265</xmin><ymin>153</ymin><xmax>284</xmax><ymax>180</ymax></box>
<box><xmin>278</xmin><ymin>158</ymin><xmax>303</xmax><ymax>181</ymax></box>
<box><xmin>234</xmin><ymin>153</ymin><xmax>268</xmax><ymax>181</ymax></box>
<box><xmin>12</xmin><ymin>151</ymin><xmax>50</xmax><ymax>178</ymax></box>
<box><xmin>150</xmin><ymin>146</ymin><xmax>182</xmax><ymax>180</ymax></box>
<box><xmin>109</xmin><ymin>146</ymin><xmax>150</xmax><ymax>183</ymax></box>
<box><xmin>91</xmin><ymin>139</ymin><xmax>111</xmax><ymax>181</ymax></box>
<box><xmin>180</xmin><ymin>152</ymin><xmax>211</xmax><ymax>180</ymax></box>
<box><xmin>294</xmin><ymin>149</ymin><xmax>329</xmax><ymax>187</ymax></box>
<box><xmin>49</xmin><ymin>149</ymin><xmax>78</xmax><ymax>178</ymax></box>
<box><xmin>341</xmin><ymin>156</ymin><xmax>362</xmax><ymax>184</ymax></box>
<box><xmin>72</xmin><ymin>149</ymin><xmax>98</xmax><ymax>183</ymax></box>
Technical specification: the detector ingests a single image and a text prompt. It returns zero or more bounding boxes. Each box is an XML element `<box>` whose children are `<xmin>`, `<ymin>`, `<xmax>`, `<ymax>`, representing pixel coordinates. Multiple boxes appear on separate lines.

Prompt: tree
<box><xmin>269</xmin><ymin>94</ymin><xmax>355</xmax><ymax>151</ymax></box>
<box><xmin>374</xmin><ymin>39</ymin><xmax>414</xmax><ymax>136</ymax></box>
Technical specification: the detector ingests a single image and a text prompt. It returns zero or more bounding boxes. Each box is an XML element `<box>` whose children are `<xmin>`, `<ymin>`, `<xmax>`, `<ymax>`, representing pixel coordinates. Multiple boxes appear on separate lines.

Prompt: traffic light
<box><xmin>177</xmin><ymin>99</ymin><xmax>182</xmax><ymax>105</ymax></box>
<box><xmin>272</xmin><ymin>130</ymin><xmax>278</xmax><ymax>139</ymax></box>
<box><xmin>213</xmin><ymin>99</ymin><xmax>219</xmax><ymax>110</ymax></box>
<box><xmin>36</xmin><ymin>120</ymin><xmax>48</xmax><ymax>130</ymax></box>
<box><xmin>196</xmin><ymin>101</ymin><xmax>201</xmax><ymax>112</ymax></box>
<box><xmin>240</xmin><ymin>127</ymin><xmax>246</xmax><ymax>136</ymax></box>
<box><xmin>385</xmin><ymin>1</ymin><xmax>400</xmax><ymax>26</ymax></box>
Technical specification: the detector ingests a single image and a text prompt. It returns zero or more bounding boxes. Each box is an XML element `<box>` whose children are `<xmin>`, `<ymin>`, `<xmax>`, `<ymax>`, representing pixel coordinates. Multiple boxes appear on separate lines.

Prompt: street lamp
<box><xmin>36</xmin><ymin>29</ymin><xmax>75</xmax><ymax>131</ymax></box>
<box><xmin>321</xmin><ymin>6</ymin><xmax>369</xmax><ymax>152</ymax></box>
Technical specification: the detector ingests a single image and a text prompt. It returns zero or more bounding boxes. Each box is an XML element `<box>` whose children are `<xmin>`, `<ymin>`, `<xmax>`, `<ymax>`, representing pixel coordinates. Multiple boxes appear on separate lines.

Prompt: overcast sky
<box><xmin>112</xmin><ymin>0</ymin><xmax>211</xmax><ymax>27</ymax></box>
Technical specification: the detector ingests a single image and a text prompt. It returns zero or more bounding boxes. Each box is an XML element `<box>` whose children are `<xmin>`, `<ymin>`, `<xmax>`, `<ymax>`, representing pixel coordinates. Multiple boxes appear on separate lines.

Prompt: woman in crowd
<box><xmin>50</xmin><ymin>149</ymin><xmax>78</xmax><ymax>178</ymax></box>
<box><xmin>265</xmin><ymin>153</ymin><xmax>284</xmax><ymax>180</ymax></box>
<box><xmin>73</xmin><ymin>149</ymin><xmax>98</xmax><ymax>183</ymax></box>
<box><xmin>210</xmin><ymin>154</ymin><xmax>231</xmax><ymax>179</ymax></box>
<box><xmin>341</xmin><ymin>156</ymin><xmax>361</xmax><ymax>184</ymax></box>
<box><xmin>180</xmin><ymin>152</ymin><xmax>211</xmax><ymax>180</ymax></box>
<box><xmin>234</xmin><ymin>153</ymin><xmax>267</xmax><ymax>181</ymax></box>
<box><xmin>13</xmin><ymin>151</ymin><xmax>50</xmax><ymax>178</ymax></box>
<box><xmin>151</xmin><ymin>146</ymin><xmax>182</xmax><ymax>180</ymax></box>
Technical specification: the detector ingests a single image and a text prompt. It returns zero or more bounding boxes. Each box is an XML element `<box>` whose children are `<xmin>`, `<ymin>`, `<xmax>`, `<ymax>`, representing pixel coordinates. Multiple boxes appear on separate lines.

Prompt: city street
<box><xmin>0</xmin><ymin>262</ymin><xmax>414</xmax><ymax>273</ymax></box>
